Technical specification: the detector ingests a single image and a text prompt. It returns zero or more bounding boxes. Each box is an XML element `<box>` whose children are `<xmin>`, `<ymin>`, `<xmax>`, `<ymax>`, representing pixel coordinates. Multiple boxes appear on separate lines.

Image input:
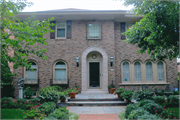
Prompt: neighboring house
<box><xmin>13</xmin><ymin>8</ymin><xmax>178</xmax><ymax>96</ymax></box>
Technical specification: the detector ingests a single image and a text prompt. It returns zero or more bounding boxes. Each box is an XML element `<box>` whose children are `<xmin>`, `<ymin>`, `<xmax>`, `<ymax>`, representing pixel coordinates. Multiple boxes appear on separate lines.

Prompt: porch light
<box><xmin>110</xmin><ymin>56</ymin><xmax>114</xmax><ymax>67</ymax></box>
<box><xmin>76</xmin><ymin>56</ymin><xmax>79</xmax><ymax>67</ymax></box>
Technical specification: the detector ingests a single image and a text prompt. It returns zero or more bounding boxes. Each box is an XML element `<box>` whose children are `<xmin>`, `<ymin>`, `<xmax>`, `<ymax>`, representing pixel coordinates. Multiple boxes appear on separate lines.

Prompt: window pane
<box><xmin>57</xmin><ymin>22</ymin><xmax>65</xmax><ymax>28</ymax></box>
<box><xmin>157</xmin><ymin>62</ymin><xmax>164</xmax><ymax>81</ymax></box>
<box><xmin>55</xmin><ymin>69</ymin><xmax>66</xmax><ymax>81</ymax></box>
<box><xmin>134</xmin><ymin>62</ymin><xmax>141</xmax><ymax>81</ymax></box>
<box><xmin>57</xmin><ymin>29</ymin><xmax>65</xmax><ymax>37</ymax></box>
<box><xmin>55</xmin><ymin>62</ymin><xmax>66</xmax><ymax>68</ymax></box>
<box><xmin>146</xmin><ymin>62</ymin><xmax>153</xmax><ymax>81</ymax></box>
<box><xmin>123</xmin><ymin>62</ymin><xmax>129</xmax><ymax>81</ymax></box>
<box><xmin>89</xmin><ymin>24</ymin><xmax>100</xmax><ymax>38</ymax></box>
<box><xmin>26</xmin><ymin>70</ymin><xmax>37</xmax><ymax>81</ymax></box>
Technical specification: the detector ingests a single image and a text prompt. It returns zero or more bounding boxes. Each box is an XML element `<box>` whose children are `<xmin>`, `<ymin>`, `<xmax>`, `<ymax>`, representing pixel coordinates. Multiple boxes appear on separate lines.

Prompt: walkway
<box><xmin>66</xmin><ymin>93</ymin><xmax>126</xmax><ymax>120</ymax></box>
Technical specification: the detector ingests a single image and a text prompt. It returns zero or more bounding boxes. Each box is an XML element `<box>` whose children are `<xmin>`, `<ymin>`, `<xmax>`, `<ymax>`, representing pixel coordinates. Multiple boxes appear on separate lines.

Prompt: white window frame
<box><xmin>24</xmin><ymin>61</ymin><xmax>38</xmax><ymax>84</ymax></box>
<box><xmin>121</xmin><ymin>61</ymin><xmax>132</xmax><ymax>83</ymax></box>
<box><xmin>53</xmin><ymin>60</ymin><xmax>68</xmax><ymax>84</ymax></box>
<box><xmin>87</xmin><ymin>23</ymin><xmax>101</xmax><ymax>39</ymax></box>
<box><xmin>132</xmin><ymin>61</ymin><xmax>143</xmax><ymax>83</ymax></box>
<box><xmin>145</xmin><ymin>61</ymin><xmax>154</xmax><ymax>83</ymax></box>
<box><xmin>155</xmin><ymin>61</ymin><xmax>166</xmax><ymax>83</ymax></box>
<box><xmin>55</xmin><ymin>21</ymin><xmax>66</xmax><ymax>39</ymax></box>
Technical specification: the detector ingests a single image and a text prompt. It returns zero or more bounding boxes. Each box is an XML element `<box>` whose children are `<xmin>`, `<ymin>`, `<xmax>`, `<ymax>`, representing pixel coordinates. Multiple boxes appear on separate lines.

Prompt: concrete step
<box><xmin>64</xmin><ymin>101</ymin><xmax>128</xmax><ymax>106</ymax></box>
<box><xmin>68</xmin><ymin>98</ymin><xmax>123</xmax><ymax>101</ymax></box>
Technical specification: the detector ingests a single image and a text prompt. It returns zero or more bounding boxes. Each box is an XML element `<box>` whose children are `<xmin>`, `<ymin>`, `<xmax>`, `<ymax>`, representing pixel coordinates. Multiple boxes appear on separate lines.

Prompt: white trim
<box><xmin>55</xmin><ymin>21</ymin><xmax>66</xmax><ymax>39</ymax></box>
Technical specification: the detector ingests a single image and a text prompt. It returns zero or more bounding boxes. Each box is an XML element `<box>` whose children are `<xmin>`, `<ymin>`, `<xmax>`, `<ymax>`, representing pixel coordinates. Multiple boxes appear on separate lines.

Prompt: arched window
<box><xmin>157</xmin><ymin>62</ymin><xmax>164</xmax><ymax>81</ymax></box>
<box><xmin>122</xmin><ymin>62</ymin><xmax>130</xmax><ymax>81</ymax></box>
<box><xmin>55</xmin><ymin>61</ymin><xmax>67</xmax><ymax>82</ymax></box>
<box><xmin>146</xmin><ymin>62</ymin><xmax>153</xmax><ymax>81</ymax></box>
<box><xmin>134</xmin><ymin>62</ymin><xmax>141</xmax><ymax>81</ymax></box>
<box><xmin>25</xmin><ymin>62</ymin><xmax>37</xmax><ymax>82</ymax></box>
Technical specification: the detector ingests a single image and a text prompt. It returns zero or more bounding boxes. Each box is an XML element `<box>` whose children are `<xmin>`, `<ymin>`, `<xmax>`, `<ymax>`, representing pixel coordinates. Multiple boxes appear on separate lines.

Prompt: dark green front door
<box><xmin>89</xmin><ymin>62</ymin><xmax>100</xmax><ymax>87</ymax></box>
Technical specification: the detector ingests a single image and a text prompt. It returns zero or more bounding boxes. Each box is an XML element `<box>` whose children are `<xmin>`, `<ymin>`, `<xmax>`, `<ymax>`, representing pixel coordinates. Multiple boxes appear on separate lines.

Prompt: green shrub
<box><xmin>17</xmin><ymin>98</ymin><xmax>28</xmax><ymax>104</ymax></box>
<box><xmin>43</xmin><ymin>116</ymin><xmax>58</xmax><ymax>120</ymax></box>
<box><xmin>174</xmin><ymin>91</ymin><xmax>179</xmax><ymax>95</ymax></box>
<box><xmin>125</xmin><ymin>103</ymin><xmax>138</xmax><ymax>118</ymax></box>
<box><xmin>152</xmin><ymin>96</ymin><xmax>166</xmax><ymax>105</ymax></box>
<box><xmin>69</xmin><ymin>112</ymin><xmax>79</xmax><ymax>120</ymax></box>
<box><xmin>132</xmin><ymin>90</ymin><xmax>153</xmax><ymax>101</ymax></box>
<box><xmin>38</xmin><ymin>102</ymin><xmax>56</xmax><ymax>115</ymax></box>
<box><xmin>128</xmin><ymin>107</ymin><xmax>150</xmax><ymax>119</ymax></box>
<box><xmin>48</xmin><ymin>107</ymin><xmax>69</xmax><ymax>119</ymax></box>
<box><xmin>156</xmin><ymin>92</ymin><xmax>164</xmax><ymax>96</ymax></box>
<box><xmin>1</xmin><ymin>97</ymin><xmax>13</xmax><ymax>108</ymax></box>
<box><xmin>121</xmin><ymin>90</ymin><xmax>133</xmax><ymax>100</ymax></box>
<box><xmin>23</xmin><ymin>86</ymin><xmax>35</xmax><ymax>99</ymax></box>
<box><xmin>29</xmin><ymin>98</ymin><xmax>40</xmax><ymax>104</ymax></box>
<box><xmin>24</xmin><ymin>107</ymin><xmax>46</xmax><ymax>119</ymax></box>
<box><xmin>114</xmin><ymin>87</ymin><xmax>125</xmax><ymax>94</ymax></box>
<box><xmin>51</xmin><ymin>86</ymin><xmax>62</xmax><ymax>92</ymax></box>
<box><xmin>38</xmin><ymin>86</ymin><xmax>60</xmax><ymax>103</ymax></box>
<box><xmin>142</xmin><ymin>103</ymin><xmax>163</xmax><ymax>114</ymax></box>
<box><xmin>167</xmin><ymin>95</ymin><xmax>179</xmax><ymax>107</ymax></box>
<box><xmin>137</xmin><ymin>113</ymin><xmax>161</xmax><ymax>120</ymax></box>
<box><xmin>138</xmin><ymin>99</ymin><xmax>155</xmax><ymax>107</ymax></box>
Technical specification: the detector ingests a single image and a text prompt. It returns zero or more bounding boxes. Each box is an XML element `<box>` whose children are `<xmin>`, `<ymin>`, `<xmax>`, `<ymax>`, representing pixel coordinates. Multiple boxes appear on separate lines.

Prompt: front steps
<box><xmin>58</xmin><ymin>93</ymin><xmax>128</xmax><ymax>106</ymax></box>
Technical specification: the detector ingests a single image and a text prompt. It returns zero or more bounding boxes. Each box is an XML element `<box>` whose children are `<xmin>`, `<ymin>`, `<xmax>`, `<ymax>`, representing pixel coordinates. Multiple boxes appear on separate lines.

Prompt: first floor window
<box><xmin>26</xmin><ymin>62</ymin><xmax>37</xmax><ymax>82</ymax></box>
<box><xmin>55</xmin><ymin>61</ymin><xmax>66</xmax><ymax>81</ymax></box>
<box><xmin>134</xmin><ymin>62</ymin><xmax>141</xmax><ymax>81</ymax></box>
<box><xmin>146</xmin><ymin>62</ymin><xmax>153</xmax><ymax>81</ymax></box>
<box><xmin>123</xmin><ymin>62</ymin><xmax>130</xmax><ymax>81</ymax></box>
<box><xmin>157</xmin><ymin>62</ymin><xmax>164</xmax><ymax>81</ymax></box>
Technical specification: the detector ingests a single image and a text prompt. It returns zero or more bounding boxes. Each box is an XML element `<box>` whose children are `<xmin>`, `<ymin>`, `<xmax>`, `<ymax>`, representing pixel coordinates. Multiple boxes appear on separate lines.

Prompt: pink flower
<box><xmin>173</xmin><ymin>111</ymin><xmax>175</xmax><ymax>112</ymax></box>
<box><xmin>36</xmin><ymin>101</ymin><xmax>37</xmax><ymax>103</ymax></box>
<box><xmin>157</xmin><ymin>86</ymin><xmax>159</xmax><ymax>88</ymax></box>
<box><xmin>174</xmin><ymin>117</ymin><xmax>177</xmax><ymax>119</ymax></box>
<box><xmin>155</xmin><ymin>101</ymin><xmax>157</xmax><ymax>102</ymax></box>
<box><xmin>155</xmin><ymin>110</ymin><xmax>157</xmax><ymax>112</ymax></box>
<box><xmin>153</xmin><ymin>107</ymin><xmax>155</xmax><ymax>109</ymax></box>
<box><xmin>30</xmin><ymin>102</ymin><xmax>32</xmax><ymax>103</ymax></box>
<box><xmin>39</xmin><ymin>103</ymin><xmax>41</xmax><ymax>105</ymax></box>
<box><xmin>23</xmin><ymin>112</ymin><xmax>25</xmax><ymax>114</ymax></box>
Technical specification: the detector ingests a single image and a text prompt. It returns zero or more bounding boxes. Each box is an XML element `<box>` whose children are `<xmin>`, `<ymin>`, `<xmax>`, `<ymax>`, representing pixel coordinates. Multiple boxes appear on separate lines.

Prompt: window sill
<box><xmin>24</xmin><ymin>82</ymin><xmax>38</xmax><ymax>84</ymax></box>
<box><xmin>119</xmin><ymin>83</ymin><xmax>169</xmax><ymax>85</ymax></box>
<box><xmin>87</xmin><ymin>38</ymin><xmax>101</xmax><ymax>40</ymax></box>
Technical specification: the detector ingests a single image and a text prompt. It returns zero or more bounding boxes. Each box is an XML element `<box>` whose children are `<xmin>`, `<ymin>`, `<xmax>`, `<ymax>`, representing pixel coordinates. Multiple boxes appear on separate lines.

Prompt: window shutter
<box><xmin>50</xmin><ymin>21</ymin><xmax>56</xmax><ymax>39</ymax></box>
<box><xmin>120</xmin><ymin>22</ymin><xmax>126</xmax><ymax>40</ymax></box>
<box><xmin>66</xmin><ymin>21</ymin><xmax>72</xmax><ymax>39</ymax></box>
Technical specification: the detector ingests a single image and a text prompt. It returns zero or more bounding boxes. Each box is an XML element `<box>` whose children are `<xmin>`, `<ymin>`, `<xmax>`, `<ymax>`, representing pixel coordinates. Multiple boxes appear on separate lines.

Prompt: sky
<box><xmin>22</xmin><ymin>0</ymin><xmax>134</xmax><ymax>12</ymax></box>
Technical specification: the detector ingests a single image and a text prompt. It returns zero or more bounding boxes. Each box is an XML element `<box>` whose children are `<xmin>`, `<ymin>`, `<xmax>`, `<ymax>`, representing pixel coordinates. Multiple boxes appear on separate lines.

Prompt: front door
<box><xmin>89</xmin><ymin>62</ymin><xmax>100</xmax><ymax>87</ymax></box>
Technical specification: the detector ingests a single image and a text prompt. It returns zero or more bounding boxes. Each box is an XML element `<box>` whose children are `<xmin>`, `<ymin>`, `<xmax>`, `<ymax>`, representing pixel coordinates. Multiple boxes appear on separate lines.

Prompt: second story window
<box><xmin>88</xmin><ymin>23</ymin><xmax>101</xmax><ymax>39</ymax></box>
<box><xmin>56</xmin><ymin>22</ymin><xmax>66</xmax><ymax>38</ymax></box>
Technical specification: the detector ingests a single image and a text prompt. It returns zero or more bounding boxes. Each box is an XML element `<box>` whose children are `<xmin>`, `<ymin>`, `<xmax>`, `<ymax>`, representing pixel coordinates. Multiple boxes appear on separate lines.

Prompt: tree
<box><xmin>122</xmin><ymin>0</ymin><xmax>179</xmax><ymax>61</ymax></box>
<box><xmin>0</xmin><ymin>0</ymin><xmax>54</xmax><ymax>83</ymax></box>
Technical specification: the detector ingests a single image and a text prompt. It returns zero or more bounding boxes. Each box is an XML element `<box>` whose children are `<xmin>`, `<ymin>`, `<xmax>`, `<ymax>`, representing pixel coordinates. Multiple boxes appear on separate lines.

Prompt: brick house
<box><xmin>13</xmin><ymin>8</ymin><xmax>178</xmax><ymax>97</ymax></box>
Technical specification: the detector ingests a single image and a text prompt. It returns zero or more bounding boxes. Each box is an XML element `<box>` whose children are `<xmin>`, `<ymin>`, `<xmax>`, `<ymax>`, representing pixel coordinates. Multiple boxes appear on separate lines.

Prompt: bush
<box><xmin>137</xmin><ymin>113</ymin><xmax>161</xmax><ymax>120</ymax></box>
<box><xmin>167</xmin><ymin>95</ymin><xmax>179</xmax><ymax>107</ymax></box>
<box><xmin>43</xmin><ymin>116</ymin><xmax>58</xmax><ymax>120</ymax></box>
<box><xmin>23</xmin><ymin>86</ymin><xmax>35</xmax><ymax>99</ymax></box>
<box><xmin>142</xmin><ymin>103</ymin><xmax>163</xmax><ymax>114</ymax></box>
<box><xmin>174</xmin><ymin>91</ymin><xmax>179</xmax><ymax>95</ymax></box>
<box><xmin>51</xmin><ymin>86</ymin><xmax>62</xmax><ymax>92</ymax></box>
<box><xmin>69</xmin><ymin>112</ymin><xmax>79</xmax><ymax>120</ymax></box>
<box><xmin>57</xmin><ymin>103</ymin><xmax>67</xmax><ymax>108</ymax></box>
<box><xmin>156</xmin><ymin>92</ymin><xmax>164</xmax><ymax>96</ymax></box>
<box><xmin>38</xmin><ymin>102</ymin><xmax>56</xmax><ymax>115</ymax></box>
<box><xmin>128</xmin><ymin>108</ymin><xmax>150</xmax><ymax>119</ymax></box>
<box><xmin>29</xmin><ymin>98</ymin><xmax>40</xmax><ymax>104</ymax></box>
<box><xmin>121</xmin><ymin>90</ymin><xmax>133</xmax><ymax>100</ymax></box>
<box><xmin>138</xmin><ymin>99</ymin><xmax>155</xmax><ymax>107</ymax></box>
<box><xmin>114</xmin><ymin>87</ymin><xmax>125</xmax><ymax>94</ymax></box>
<box><xmin>1</xmin><ymin>97</ymin><xmax>13</xmax><ymax>108</ymax></box>
<box><xmin>125</xmin><ymin>104</ymin><xmax>138</xmax><ymax>118</ymax></box>
<box><xmin>152</xmin><ymin>96</ymin><xmax>166</xmax><ymax>105</ymax></box>
<box><xmin>132</xmin><ymin>90</ymin><xmax>153</xmax><ymax>101</ymax></box>
<box><xmin>48</xmin><ymin>107</ymin><xmax>69</xmax><ymax>119</ymax></box>
<box><xmin>24</xmin><ymin>107</ymin><xmax>46</xmax><ymax>119</ymax></box>
<box><xmin>38</xmin><ymin>86</ymin><xmax>60</xmax><ymax>103</ymax></box>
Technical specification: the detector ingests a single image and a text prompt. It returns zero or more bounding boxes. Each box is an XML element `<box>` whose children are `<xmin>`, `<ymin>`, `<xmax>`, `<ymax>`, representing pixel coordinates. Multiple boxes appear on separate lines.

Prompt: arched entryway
<box><xmin>81</xmin><ymin>46</ymin><xmax>108</xmax><ymax>93</ymax></box>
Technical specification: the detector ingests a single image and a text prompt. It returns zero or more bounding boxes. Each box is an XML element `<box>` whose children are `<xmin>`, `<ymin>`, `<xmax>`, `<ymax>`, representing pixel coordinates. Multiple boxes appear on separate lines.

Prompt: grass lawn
<box><xmin>1</xmin><ymin>109</ymin><xmax>27</xmax><ymax>119</ymax></box>
<box><xmin>166</xmin><ymin>107</ymin><xmax>179</xmax><ymax>119</ymax></box>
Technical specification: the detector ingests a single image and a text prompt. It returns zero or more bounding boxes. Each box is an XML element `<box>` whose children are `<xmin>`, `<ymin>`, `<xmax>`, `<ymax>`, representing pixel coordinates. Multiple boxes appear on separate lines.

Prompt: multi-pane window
<box><xmin>55</xmin><ymin>61</ymin><xmax>66</xmax><ymax>82</ymax></box>
<box><xmin>134</xmin><ymin>62</ymin><xmax>141</xmax><ymax>81</ymax></box>
<box><xmin>146</xmin><ymin>62</ymin><xmax>153</xmax><ymax>81</ymax></box>
<box><xmin>26</xmin><ymin>62</ymin><xmax>37</xmax><ymax>82</ymax></box>
<box><xmin>88</xmin><ymin>24</ymin><xmax>100</xmax><ymax>38</ymax></box>
<box><xmin>57</xmin><ymin>22</ymin><xmax>66</xmax><ymax>38</ymax></box>
<box><xmin>123</xmin><ymin>62</ymin><xmax>130</xmax><ymax>81</ymax></box>
<box><xmin>157</xmin><ymin>62</ymin><xmax>164</xmax><ymax>81</ymax></box>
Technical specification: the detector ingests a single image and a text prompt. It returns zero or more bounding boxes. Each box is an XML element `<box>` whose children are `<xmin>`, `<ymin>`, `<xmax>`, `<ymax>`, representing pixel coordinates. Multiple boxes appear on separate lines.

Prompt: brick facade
<box><xmin>13</xmin><ymin>11</ymin><xmax>178</xmax><ymax>97</ymax></box>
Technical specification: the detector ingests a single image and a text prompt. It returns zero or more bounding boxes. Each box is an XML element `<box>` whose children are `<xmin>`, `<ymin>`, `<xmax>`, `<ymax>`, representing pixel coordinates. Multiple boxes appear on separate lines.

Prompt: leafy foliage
<box><xmin>132</xmin><ymin>90</ymin><xmax>153</xmax><ymax>101</ymax></box>
<box><xmin>125</xmin><ymin>103</ymin><xmax>138</xmax><ymax>118</ymax></box>
<box><xmin>123</xmin><ymin>0</ymin><xmax>179</xmax><ymax>60</ymax></box>
<box><xmin>38</xmin><ymin>102</ymin><xmax>56</xmax><ymax>116</ymax></box>
<box><xmin>23</xmin><ymin>86</ymin><xmax>35</xmax><ymax>99</ymax></box>
<box><xmin>137</xmin><ymin>113</ymin><xmax>161</xmax><ymax>120</ymax></box>
<box><xmin>48</xmin><ymin>107</ymin><xmax>69</xmax><ymax>119</ymax></box>
<box><xmin>114</xmin><ymin>87</ymin><xmax>125</xmax><ymax>94</ymax></box>
<box><xmin>142</xmin><ymin>103</ymin><xmax>163</xmax><ymax>114</ymax></box>
<box><xmin>0</xmin><ymin>0</ymin><xmax>54</xmax><ymax>79</ymax></box>
<box><xmin>138</xmin><ymin>99</ymin><xmax>155</xmax><ymax>107</ymax></box>
<box><xmin>128</xmin><ymin>107</ymin><xmax>150</xmax><ymax>119</ymax></box>
<box><xmin>121</xmin><ymin>90</ymin><xmax>133</xmax><ymax>100</ymax></box>
<box><xmin>152</xmin><ymin>96</ymin><xmax>166</xmax><ymax>105</ymax></box>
